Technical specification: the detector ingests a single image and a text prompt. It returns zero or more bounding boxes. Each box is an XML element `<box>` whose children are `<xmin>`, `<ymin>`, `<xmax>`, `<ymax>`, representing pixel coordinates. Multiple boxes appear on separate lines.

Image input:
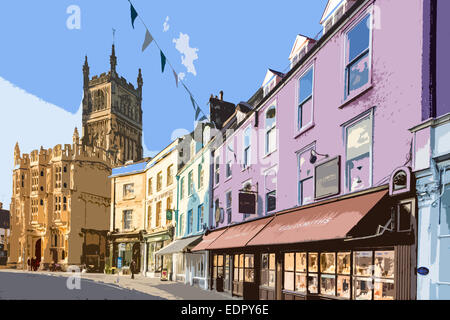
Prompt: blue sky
<box><xmin>0</xmin><ymin>0</ymin><xmax>327</xmax><ymax>151</ymax></box>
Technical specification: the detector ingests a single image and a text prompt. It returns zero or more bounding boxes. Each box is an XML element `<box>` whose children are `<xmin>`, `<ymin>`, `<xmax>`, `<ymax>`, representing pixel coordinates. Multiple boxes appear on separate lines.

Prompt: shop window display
<box><xmin>284</xmin><ymin>253</ymin><xmax>295</xmax><ymax>291</ymax></box>
<box><xmin>218</xmin><ymin>255</ymin><xmax>224</xmax><ymax>278</ymax></box>
<box><xmin>320</xmin><ymin>252</ymin><xmax>336</xmax><ymax>274</ymax></box>
<box><xmin>320</xmin><ymin>274</ymin><xmax>336</xmax><ymax>296</ymax></box>
<box><xmin>353</xmin><ymin>277</ymin><xmax>373</xmax><ymax>300</ymax></box>
<box><xmin>245</xmin><ymin>254</ymin><xmax>255</xmax><ymax>282</ymax></box>
<box><xmin>337</xmin><ymin>276</ymin><xmax>351</xmax><ymax>298</ymax></box>
<box><xmin>308</xmin><ymin>274</ymin><xmax>319</xmax><ymax>294</ymax></box>
<box><xmin>374</xmin><ymin>251</ymin><xmax>395</xmax><ymax>300</ymax></box>
<box><xmin>353</xmin><ymin>251</ymin><xmax>373</xmax><ymax>276</ymax></box>
<box><xmin>234</xmin><ymin>254</ymin><xmax>239</xmax><ymax>281</ymax></box>
<box><xmin>337</xmin><ymin>252</ymin><xmax>351</xmax><ymax>274</ymax></box>
<box><xmin>261</xmin><ymin>253</ymin><xmax>276</xmax><ymax>288</ymax></box>
<box><xmin>308</xmin><ymin>253</ymin><xmax>318</xmax><ymax>272</ymax></box>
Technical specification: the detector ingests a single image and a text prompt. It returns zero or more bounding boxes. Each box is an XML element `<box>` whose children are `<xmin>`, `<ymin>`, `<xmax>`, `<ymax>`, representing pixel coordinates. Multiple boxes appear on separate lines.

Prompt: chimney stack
<box><xmin>219</xmin><ymin>91</ymin><xmax>224</xmax><ymax>101</ymax></box>
<box><xmin>0</xmin><ymin>202</ymin><xmax>3</xmax><ymax>210</ymax></box>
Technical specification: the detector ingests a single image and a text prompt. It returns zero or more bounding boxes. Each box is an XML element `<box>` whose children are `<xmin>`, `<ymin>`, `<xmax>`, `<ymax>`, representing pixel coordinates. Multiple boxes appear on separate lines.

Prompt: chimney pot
<box><xmin>219</xmin><ymin>91</ymin><xmax>223</xmax><ymax>101</ymax></box>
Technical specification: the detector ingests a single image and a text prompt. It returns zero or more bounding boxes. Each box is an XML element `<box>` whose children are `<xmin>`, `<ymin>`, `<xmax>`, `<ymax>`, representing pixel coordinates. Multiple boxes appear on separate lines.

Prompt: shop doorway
<box><xmin>35</xmin><ymin>239</ymin><xmax>41</xmax><ymax>262</ymax></box>
<box><xmin>132</xmin><ymin>242</ymin><xmax>141</xmax><ymax>271</ymax></box>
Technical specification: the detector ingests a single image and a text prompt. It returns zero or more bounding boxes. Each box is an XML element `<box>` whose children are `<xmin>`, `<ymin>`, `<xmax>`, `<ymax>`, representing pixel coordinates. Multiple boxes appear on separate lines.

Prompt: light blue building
<box><xmin>411</xmin><ymin>113</ymin><xmax>450</xmax><ymax>299</ymax></box>
<box><xmin>156</xmin><ymin>123</ymin><xmax>214</xmax><ymax>290</ymax></box>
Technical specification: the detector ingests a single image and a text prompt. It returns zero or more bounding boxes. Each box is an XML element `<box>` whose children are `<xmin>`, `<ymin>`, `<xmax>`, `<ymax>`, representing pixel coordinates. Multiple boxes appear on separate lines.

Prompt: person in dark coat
<box><xmin>31</xmin><ymin>257</ymin><xmax>35</xmax><ymax>271</ymax></box>
<box><xmin>130</xmin><ymin>259</ymin><xmax>136</xmax><ymax>280</ymax></box>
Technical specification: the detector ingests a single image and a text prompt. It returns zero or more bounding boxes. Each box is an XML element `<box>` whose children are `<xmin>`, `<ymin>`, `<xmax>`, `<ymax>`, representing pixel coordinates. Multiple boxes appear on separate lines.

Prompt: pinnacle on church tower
<box><xmin>137</xmin><ymin>68</ymin><xmax>143</xmax><ymax>98</ymax></box>
<box><xmin>110</xmin><ymin>44</ymin><xmax>117</xmax><ymax>75</ymax></box>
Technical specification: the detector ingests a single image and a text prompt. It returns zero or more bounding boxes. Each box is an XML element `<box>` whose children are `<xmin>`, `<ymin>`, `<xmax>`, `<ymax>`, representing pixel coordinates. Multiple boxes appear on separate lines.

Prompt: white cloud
<box><xmin>171</xmin><ymin>128</ymin><xmax>190</xmax><ymax>141</ymax></box>
<box><xmin>172</xmin><ymin>33</ymin><xmax>199</xmax><ymax>76</ymax></box>
<box><xmin>0</xmin><ymin>77</ymin><xmax>82</xmax><ymax>209</ymax></box>
<box><xmin>163</xmin><ymin>16</ymin><xmax>170</xmax><ymax>32</ymax></box>
<box><xmin>178</xmin><ymin>72</ymin><xmax>186</xmax><ymax>81</ymax></box>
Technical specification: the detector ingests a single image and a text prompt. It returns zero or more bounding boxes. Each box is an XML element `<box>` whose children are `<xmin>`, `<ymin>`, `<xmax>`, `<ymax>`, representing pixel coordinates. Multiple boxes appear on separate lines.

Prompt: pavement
<box><xmin>0</xmin><ymin>269</ymin><xmax>237</xmax><ymax>300</ymax></box>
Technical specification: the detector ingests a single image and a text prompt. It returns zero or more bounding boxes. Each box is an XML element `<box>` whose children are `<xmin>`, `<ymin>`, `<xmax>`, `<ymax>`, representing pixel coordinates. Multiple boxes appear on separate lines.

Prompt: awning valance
<box><xmin>155</xmin><ymin>235</ymin><xmax>202</xmax><ymax>256</ymax></box>
<box><xmin>248</xmin><ymin>190</ymin><xmax>388</xmax><ymax>247</ymax></box>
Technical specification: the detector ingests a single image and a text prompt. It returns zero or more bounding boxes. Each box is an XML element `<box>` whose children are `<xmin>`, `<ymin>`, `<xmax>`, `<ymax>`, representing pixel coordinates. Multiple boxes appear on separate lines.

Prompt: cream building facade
<box><xmin>143</xmin><ymin>140</ymin><xmax>180</xmax><ymax>278</ymax></box>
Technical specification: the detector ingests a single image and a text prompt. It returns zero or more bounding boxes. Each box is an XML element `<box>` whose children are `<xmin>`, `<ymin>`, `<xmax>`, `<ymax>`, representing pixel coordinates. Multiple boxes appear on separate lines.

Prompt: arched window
<box><xmin>265</xmin><ymin>106</ymin><xmax>277</xmax><ymax>154</ymax></box>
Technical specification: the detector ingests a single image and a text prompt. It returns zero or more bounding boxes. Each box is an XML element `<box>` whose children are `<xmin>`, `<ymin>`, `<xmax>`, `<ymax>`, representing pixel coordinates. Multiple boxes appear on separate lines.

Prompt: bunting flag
<box><xmin>160</xmin><ymin>50</ymin><xmax>167</xmax><ymax>73</ymax></box>
<box><xmin>142</xmin><ymin>30</ymin><xmax>153</xmax><ymax>52</ymax></box>
<box><xmin>130</xmin><ymin>3</ymin><xmax>138</xmax><ymax>29</ymax></box>
<box><xmin>195</xmin><ymin>107</ymin><xmax>201</xmax><ymax>121</ymax></box>
<box><xmin>172</xmin><ymin>70</ymin><xmax>178</xmax><ymax>88</ymax></box>
<box><xmin>190</xmin><ymin>95</ymin><xmax>196</xmax><ymax>111</ymax></box>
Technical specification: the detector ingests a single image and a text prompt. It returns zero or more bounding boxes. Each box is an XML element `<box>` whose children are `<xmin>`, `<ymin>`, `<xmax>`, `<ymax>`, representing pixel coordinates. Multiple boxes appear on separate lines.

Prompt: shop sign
<box><xmin>119</xmin><ymin>243</ymin><xmax>126</xmax><ymax>251</ymax></box>
<box><xmin>239</xmin><ymin>192</ymin><xmax>256</xmax><ymax>214</ymax></box>
<box><xmin>117</xmin><ymin>257</ymin><xmax>122</xmax><ymax>269</ymax></box>
<box><xmin>166</xmin><ymin>210</ymin><xmax>173</xmax><ymax>221</ymax></box>
<box><xmin>315</xmin><ymin>156</ymin><xmax>340</xmax><ymax>200</ymax></box>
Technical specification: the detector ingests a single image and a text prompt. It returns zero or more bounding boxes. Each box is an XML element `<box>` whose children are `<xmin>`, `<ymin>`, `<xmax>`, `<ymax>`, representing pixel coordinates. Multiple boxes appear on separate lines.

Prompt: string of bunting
<box><xmin>128</xmin><ymin>0</ymin><xmax>209</xmax><ymax>124</ymax></box>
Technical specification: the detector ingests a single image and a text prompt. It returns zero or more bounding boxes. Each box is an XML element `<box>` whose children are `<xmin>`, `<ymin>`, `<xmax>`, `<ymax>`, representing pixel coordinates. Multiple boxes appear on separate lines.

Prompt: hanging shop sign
<box><xmin>239</xmin><ymin>192</ymin><xmax>256</xmax><ymax>215</ymax></box>
<box><xmin>166</xmin><ymin>210</ymin><xmax>173</xmax><ymax>221</ymax></box>
<box><xmin>315</xmin><ymin>156</ymin><xmax>340</xmax><ymax>200</ymax></box>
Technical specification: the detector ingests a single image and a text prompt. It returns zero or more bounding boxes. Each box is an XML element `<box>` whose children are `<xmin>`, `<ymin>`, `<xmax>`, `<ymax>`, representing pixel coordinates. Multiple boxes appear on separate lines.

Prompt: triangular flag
<box><xmin>130</xmin><ymin>4</ymin><xmax>138</xmax><ymax>29</ymax></box>
<box><xmin>160</xmin><ymin>51</ymin><xmax>166</xmax><ymax>73</ymax></box>
<box><xmin>190</xmin><ymin>95</ymin><xmax>196</xmax><ymax>111</ymax></box>
<box><xmin>172</xmin><ymin>70</ymin><xmax>178</xmax><ymax>87</ymax></box>
<box><xmin>195</xmin><ymin>107</ymin><xmax>201</xmax><ymax>121</ymax></box>
<box><xmin>142</xmin><ymin>29</ymin><xmax>153</xmax><ymax>52</ymax></box>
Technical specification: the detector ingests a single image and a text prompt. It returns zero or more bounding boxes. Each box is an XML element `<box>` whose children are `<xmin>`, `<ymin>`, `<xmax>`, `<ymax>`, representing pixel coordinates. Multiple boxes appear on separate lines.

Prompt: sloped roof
<box><xmin>262</xmin><ymin>69</ymin><xmax>285</xmax><ymax>88</ymax></box>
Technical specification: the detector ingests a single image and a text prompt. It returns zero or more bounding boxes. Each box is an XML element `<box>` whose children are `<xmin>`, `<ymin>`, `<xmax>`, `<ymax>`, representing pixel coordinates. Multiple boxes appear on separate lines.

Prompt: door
<box><xmin>132</xmin><ymin>242</ymin><xmax>141</xmax><ymax>271</ymax></box>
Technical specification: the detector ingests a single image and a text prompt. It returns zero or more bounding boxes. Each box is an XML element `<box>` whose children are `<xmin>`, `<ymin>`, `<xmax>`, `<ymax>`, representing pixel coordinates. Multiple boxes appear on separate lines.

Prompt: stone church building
<box><xmin>8</xmin><ymin>45</ymin><xmax>144</xmax><ymax>271</ymax></box>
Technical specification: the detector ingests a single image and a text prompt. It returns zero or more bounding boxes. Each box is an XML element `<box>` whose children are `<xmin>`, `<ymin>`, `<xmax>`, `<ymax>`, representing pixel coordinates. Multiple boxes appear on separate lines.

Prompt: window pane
<box><xmin>266</xmin><ymin>191</ymin><xmax>276</xmax><ymax>212</ymax></box>
<box><xmin>234</xmin><ymin>268</ymin><xmax>239</xmax><ymax>281</ymax></box>
<box><xmin>308</xmin><ymin>274</ymin><xmax>318</xmax><ymax>293</ymax></box>
<box><xmin>347</xmin><ymin>15</ymin><xmax>370</xmax><ymax>62</ymax></box>
<box><xmin>296</xmin><ymin>252</ymin><xmax>307</xmax><ymax>272</ymax></box>
<box><xmin>218</xmin><ymin>255</ymin><xmax>224</xmax><ymax>267</ymax></box>
<box><xmin>234</xmin><ymin>255</ymin><xmax>239</xmax><ymax>268</ymax></box>
<box><xmin>295</xmin><ymin>273</ymin><xmax>307</xmax><ymax>293</ymax></box>
<box><xmin>337</xmin><ymin>276</ymin><xmax>351</xmax><ymax>299</ymax></box>
<box><xmin>399</xmin><ymin>203</ymin><xmax>412</xmax><ymax>231</ymax></box>
<box><xmin>268</xmin><ymin>271</ymin><xmax>276</xmax><ymax>288</ymax></box>
<box><xmin>239</xmin><ymin>254</ymin><xmax>244</xmax><ymax>268</ymax></box>
<box><xmin>269</xmin><ymin>254</ymin><xmax>276</xmax><ymax>271</ymax></box>
<box><xmin>348</xmin><ymin>52</ymin><xmax>369</xmax><ymax>94</ymax></box>
<box><xmin>353</xmin><ymin>251</ymin><xmax>373</xmax><ymax>276</ymax></box>
<box><xmin>245</xmin><ymin>269</ymin><xmax>254</xmax><ymax>283</ymax></box>
<box><xmin>262</xmin><ymin>254</ymin><xmax>268</xmax><ymax>269</ymax></box>
<box><xmin>374</xmin><ymin>251</ymin><xmax>395</xmax><ymax>278</ymax></box>
<box><xmin>374</xmin><ymin>279</ymin><xmax>395</xmax><ymax>300</ymax></box>
<box><xmin>299</xmin><ymin>98</ymin><xmax>313</xmax><ymax>130</ymax></box>
<box><xmin>265</xmin><ymin>107</ymin><xmax>276</xmax><ymax>129</ymax></box>
<box><xmin>353</xmin><ymin>277</ymin><xmax>373</xmax><ymax>300</ymax></box>
<box><xmin>347</xmin><ymin>154</ymin><xmax>370</xmax><ymax>192</ymax></box>
<box><xmin>308</xmin><ymin>253</ymin><xmax>318</xmax><ymax>272</ymax></box>
<box><xmin>299</xmin><ymin>68</ymin><xmax>313</xmax><ymax>104</ymax></box>
<box><xmin>284</xmin><ymin>271</ymin><xmax>294</xmax><ymax>291</ymax></box>
<box><xmin>245</xmin><ymin>254</ymin><xmax>254</xmax><ymax>268</ymax></box>
<box><xmin>284</xmin><ymin>253</ymin><xmax>295</xmax><ymax>272</ymax></box>
<box><xmin>320</xmin><ymin>274</ymin><xmax>336</xmax><ymax>296</ymax></box>
<box><xmin>239</xmin><ymin>268</ymin><xmax>244</xmax><ymax>282</ymax></box>
<box><xmin>298</xmin><ymin>150</ymin><xmax>314</xmax><ymax>181</ymax></box>
<box><xmin>337</xmin><ymin>252</ymin><xmax>351</xmax><ymax>275</ymax></box>
<box><xmin>260</xmin><ymin>269</ymin><xmax>268</xmax><ymax>287</ymax></box>
<box><xmin>320</xmin><ymin>252</ymin><xmax>336</xmax><ymax>274</ymax></box>
<box><xmin>346</xmin><ymin>116</ymin><xmax>372</xmax><ymax>161</ymax></box>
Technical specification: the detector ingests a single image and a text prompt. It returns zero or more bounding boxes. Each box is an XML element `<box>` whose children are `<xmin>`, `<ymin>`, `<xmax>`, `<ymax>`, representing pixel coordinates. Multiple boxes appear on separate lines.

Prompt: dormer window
<box><xmin>263</xmin><ymin>79</ymin><xmax>276</xmax><ymax>97</ymax></box>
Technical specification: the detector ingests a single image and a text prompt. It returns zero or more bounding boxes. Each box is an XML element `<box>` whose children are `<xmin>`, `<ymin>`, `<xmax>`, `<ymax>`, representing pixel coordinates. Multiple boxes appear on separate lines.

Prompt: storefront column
<box><xmin>276</xmin><ymin>253</ymin><xmax>283</xmax><ymax>300</ymax></box>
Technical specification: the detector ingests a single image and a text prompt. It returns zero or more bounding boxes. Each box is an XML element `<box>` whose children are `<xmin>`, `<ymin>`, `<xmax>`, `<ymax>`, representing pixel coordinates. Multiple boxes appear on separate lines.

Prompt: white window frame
<box><xmin>296</xmin><ymin>142</ymin><xmax>316</xmax><ymax>206</ymax></box>
<box><xmin>296</xmin><ymin>64</ymin><xmax>315</xmax><ymax>134</ymax></box>
<box><xmin>123</xmin><ymin>210</ymin><xmax>133</xmax><ymax>230</ymax></box>
<box><xmin>343</xmin><ymin>8</ymin><xmax>373</xmax><ymax>102</ymax></box>
<box><xmin>263</xmin><ymin>166</ymin><xmax>278</xmax><ymax>214</ymax></box>
<box><xmin>243</xmin><ymin>127</ymin><xmax>252</xmax><ymax>169</ymax></box>
<box><xmin>225</xmin><ymin>190</ymin><xmax>232</xmax><ymax>224</ymax></box>
<box><xmin>265</xmin><ymin>105</ymin><xmax>277</xmax><ymax>156</ymax></box>
<box><xmin>226</xmin><ymin>141</ymin><xmax>234</xmax><ymax>179</ymax></box>
<box><xmin>342</xmin><ymin>108</ymin><xmax>374</xmax><ymax>193</ymax></box>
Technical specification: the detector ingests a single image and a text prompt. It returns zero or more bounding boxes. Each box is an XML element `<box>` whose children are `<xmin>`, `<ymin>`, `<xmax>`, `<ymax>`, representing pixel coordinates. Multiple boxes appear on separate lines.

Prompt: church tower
<box><xmin>81</xmin><ymin>45</ymin><xmax>144</xmax><ymax>165</ymax></box>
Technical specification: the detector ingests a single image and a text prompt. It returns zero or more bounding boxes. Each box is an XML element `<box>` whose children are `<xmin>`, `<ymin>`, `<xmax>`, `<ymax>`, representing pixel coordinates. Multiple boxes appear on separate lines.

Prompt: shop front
<box><xmin>194</xmin><ymin>185</ymin><xmax>417</xmax><ymax>300</ymax></box>
<box><xmin>144</xmin><ymin>227</ymin><xmax>173</xmax><ymax>278</ymax></box>
<box><xmin>109</xmin><ymin>232</ymin><xmax>143</xmax><ymax>274</ymax></box>
<box><xmin>155</xmin><ymin>235</ymin><xmax>207</xmax><ymax>288</ymax></box>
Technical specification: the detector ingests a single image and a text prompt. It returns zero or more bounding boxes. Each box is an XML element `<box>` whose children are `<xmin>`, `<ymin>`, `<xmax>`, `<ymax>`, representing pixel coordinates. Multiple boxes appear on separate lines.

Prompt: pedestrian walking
<box><xmin>130</xmin><ymin>259</ymin><xmax>136</xmax><ymax>280</ymax></box>
<box><xmin>27</xmin><ymin>257</ymin><xmax>30</xmax><ymax>271</ymax></box>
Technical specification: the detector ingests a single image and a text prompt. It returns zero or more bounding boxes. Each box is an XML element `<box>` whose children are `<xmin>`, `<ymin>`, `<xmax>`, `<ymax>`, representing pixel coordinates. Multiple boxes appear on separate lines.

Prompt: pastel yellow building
<box><xmin>108</xmin><ymin>159</ymin><xmax>149</xmax><ymax>274</ymax></box>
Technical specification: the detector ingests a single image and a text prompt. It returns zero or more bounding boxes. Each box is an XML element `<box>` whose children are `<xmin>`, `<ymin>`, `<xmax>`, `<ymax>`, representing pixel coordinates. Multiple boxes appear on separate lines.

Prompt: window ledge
<box><xmin>339</xmin><ymin>84</ymin><xmax>373</xmax><ymax>109</ymax></box>
<box><xmin>225</xmin><ymin>176</ymin><xmax>233</xmax><ymax>183</ymax></box>
<box><xmin>294</xmin><ymin>123</ymin><xmax>315</xmax><ymax>139</ymax></box>
<box><xmin>263</xmin><ymin>149</ymin><xmax>278</xmax><ymax>159</ymax></box>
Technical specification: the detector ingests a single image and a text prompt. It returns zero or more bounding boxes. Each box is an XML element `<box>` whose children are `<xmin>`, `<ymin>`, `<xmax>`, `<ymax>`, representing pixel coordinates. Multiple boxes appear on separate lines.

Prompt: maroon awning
<box><xmin>191</xmin><ymin>228</ymin><xmax>228</xmax><ymax>252</ymax></box>
<box><xmin>247</xmin><ymin>190</ymin><xmax>388</xmax><ymax>247</ymax></box>
<box><xmin>207</xmin><ymin>216</ymin><xmax>274</xmax><ymax>250</ymax></box>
